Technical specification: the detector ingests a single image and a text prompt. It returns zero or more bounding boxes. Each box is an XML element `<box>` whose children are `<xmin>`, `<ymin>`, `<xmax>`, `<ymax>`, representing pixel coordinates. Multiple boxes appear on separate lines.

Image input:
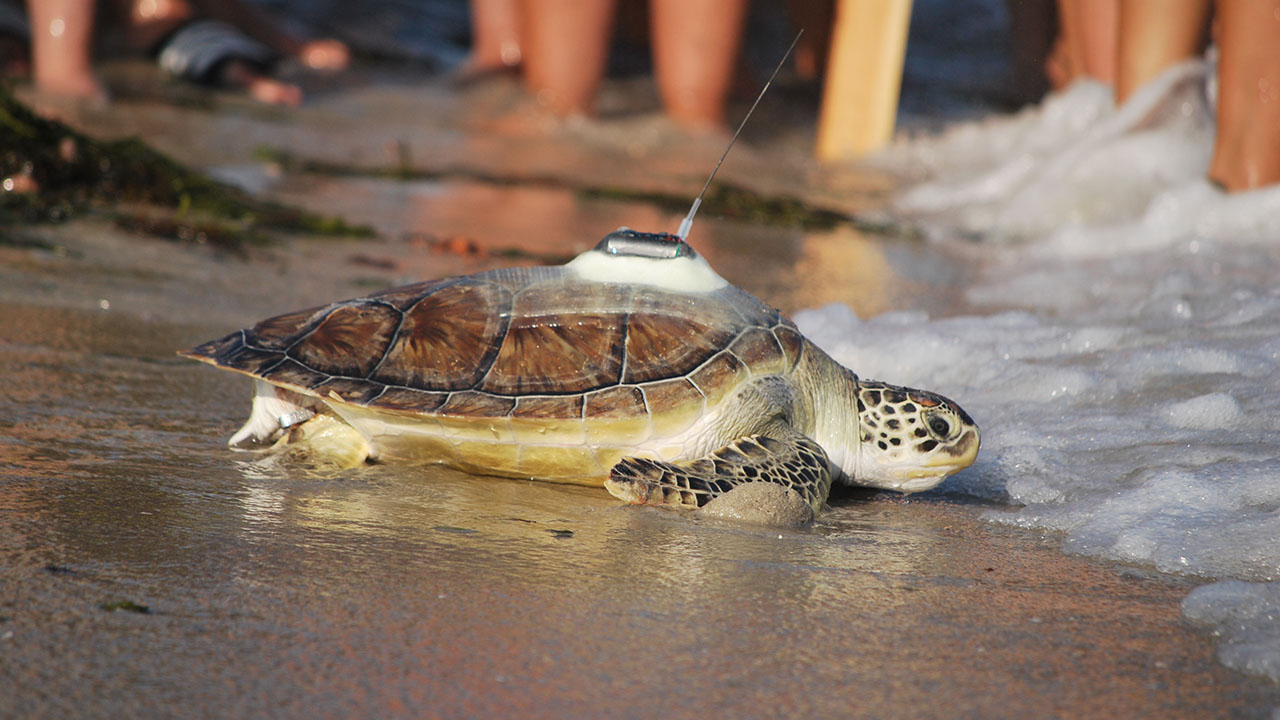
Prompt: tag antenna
<box><xmin>676</xmin><ymin>30</ymin><xmax>803</xmax><ymax>241</ymax></box>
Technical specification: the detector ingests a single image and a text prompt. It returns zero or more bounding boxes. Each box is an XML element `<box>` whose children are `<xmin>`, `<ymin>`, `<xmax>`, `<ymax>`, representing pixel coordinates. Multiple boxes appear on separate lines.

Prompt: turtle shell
<box><xmin>183</xmin><ymin>264</ymin><xmax>804</xmax><ymax>423</ymax></box>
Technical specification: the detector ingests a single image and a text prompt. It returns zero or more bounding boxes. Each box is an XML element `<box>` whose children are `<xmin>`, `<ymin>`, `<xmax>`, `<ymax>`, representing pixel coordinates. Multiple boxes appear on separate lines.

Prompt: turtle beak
<box><xmin>922</xmin><ymin>428</ymin><xmax>980</xmax><ymax>473</ymax></box>
<box><xmin>855</xmin><ymin>427</ymin><xmax>980</xmax><ymax>493</ymax></box>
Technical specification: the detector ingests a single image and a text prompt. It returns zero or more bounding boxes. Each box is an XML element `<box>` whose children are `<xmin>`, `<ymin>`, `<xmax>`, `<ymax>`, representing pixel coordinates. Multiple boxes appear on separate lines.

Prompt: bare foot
<box><xmin>297</xmin><ymin>38</ymin><xmax>349</xmax><ymax>72</ymax></box>
<box><xmin>222</xmin><ymin>60</ymin><xmax>302</xmax><ymax>106</ymax></box>
<box><xmin>33</xmin><ymin>66</ymin><xmax>109</xmax><ymax>105</ymax></box>
<box><xmin>245</xmin><ymin>75</ymin><xmax>302</xmax><ymax>106</ymax></box>
<box><xmin>449</xmin><ymin>55</ymin><xmax>522</xmax><ymax>88</ymax></box>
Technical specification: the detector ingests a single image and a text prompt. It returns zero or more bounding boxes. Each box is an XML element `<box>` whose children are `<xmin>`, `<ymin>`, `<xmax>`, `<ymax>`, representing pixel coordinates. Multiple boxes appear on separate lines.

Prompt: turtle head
<box><xmin>851</xmin><ymin>380</ymin><xmax>979</xmax><ymax>492</ymax></box>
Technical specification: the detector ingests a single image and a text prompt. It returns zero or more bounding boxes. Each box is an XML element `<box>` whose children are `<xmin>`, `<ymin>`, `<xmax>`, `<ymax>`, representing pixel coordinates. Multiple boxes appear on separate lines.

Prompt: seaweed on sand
<box><xmin>254</xmin><ymin>146</ymin><xmax>850</xmax><ymax>231</ymax></box>
<box><xmin>0</xmin><ymin>90</ymin><xmax>370</xmax><ymax>247</ymax></box>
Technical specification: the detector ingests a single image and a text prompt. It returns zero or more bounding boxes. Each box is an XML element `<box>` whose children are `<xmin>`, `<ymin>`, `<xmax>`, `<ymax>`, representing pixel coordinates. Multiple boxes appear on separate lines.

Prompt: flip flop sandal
<box><xmin>155</xmin><ymin>19</ymin><xmax>277</xmax><ymax>85</ymax></box>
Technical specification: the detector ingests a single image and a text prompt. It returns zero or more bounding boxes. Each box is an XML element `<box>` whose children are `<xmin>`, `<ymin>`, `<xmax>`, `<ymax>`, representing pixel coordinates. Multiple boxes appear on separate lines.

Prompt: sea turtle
<box><xmin>181</xmin><ymin>229</ymin><xmax>979</xmax><ymax>513</ymax></box>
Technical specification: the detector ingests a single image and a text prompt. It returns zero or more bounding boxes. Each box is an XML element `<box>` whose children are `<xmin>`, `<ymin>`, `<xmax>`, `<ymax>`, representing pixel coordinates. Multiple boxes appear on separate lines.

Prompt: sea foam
<box><xmin>818</xmin><ymin>57</ymin><xmax>1280</xmax><ymax>682</ymax></box>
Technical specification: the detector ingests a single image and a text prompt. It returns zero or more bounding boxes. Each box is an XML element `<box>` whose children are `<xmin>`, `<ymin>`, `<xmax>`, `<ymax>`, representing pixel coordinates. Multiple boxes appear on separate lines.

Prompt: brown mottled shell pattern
<box><xmin>183</xmin><ymin>266</ymin><xmax>804</xmax><ymax>423</ymax></box>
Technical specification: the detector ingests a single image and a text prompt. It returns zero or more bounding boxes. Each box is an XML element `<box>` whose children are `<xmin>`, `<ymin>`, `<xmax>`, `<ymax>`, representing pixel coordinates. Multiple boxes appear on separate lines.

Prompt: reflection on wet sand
<box><xmin>227</xmin><ymin>459</ymin><xmax>966</xmax><ymax>607</ymax></box>
<box><xmin>266</xmin><ymin>175</ymin><xmax>953</xmax><ymax>316</ymax></box>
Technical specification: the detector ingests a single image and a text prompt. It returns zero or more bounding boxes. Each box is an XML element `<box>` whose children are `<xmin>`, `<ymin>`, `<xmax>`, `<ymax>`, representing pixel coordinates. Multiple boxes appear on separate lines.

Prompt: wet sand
<box><xmin>3</xmin><ymin>216</ymin><xmax>1278</xmax><ymax>720</ymax></box>
<box><xmin>3</xmin><ymin>67</ymin><xmax>1279</xmax><ymax>717</ymax></box>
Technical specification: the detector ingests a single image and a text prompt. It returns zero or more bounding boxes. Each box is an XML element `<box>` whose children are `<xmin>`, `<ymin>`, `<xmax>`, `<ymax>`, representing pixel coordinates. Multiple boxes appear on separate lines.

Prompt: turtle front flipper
<box><xmin>605</xmin><ymin>421</ymin><xmax>833</xmax><ymax>513</ymax></box>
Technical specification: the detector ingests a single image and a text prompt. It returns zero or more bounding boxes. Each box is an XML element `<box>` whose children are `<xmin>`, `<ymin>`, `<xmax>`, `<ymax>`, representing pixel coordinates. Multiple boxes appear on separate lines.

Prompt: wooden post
<box><xmin>815</xmin><ymin>0</ymin><xmax>913</xmax><ymax>161</ymax></box>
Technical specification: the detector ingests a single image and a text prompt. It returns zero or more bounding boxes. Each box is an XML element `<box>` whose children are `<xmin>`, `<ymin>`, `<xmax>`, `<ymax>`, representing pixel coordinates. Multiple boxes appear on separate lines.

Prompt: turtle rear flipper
<box><xmin>229</xmin><ymin>379</ymin><xmax>318</xmax><ymax>449</ymax></box>
<box><xmin>605</xmin><ymin>421</ymin><xmax>833</xmax><ymax>513</ymax></box>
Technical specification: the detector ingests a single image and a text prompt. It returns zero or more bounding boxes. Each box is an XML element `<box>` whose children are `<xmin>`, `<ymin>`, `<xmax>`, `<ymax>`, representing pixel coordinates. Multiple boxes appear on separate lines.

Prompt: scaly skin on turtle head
<box><xmin>851</xmin><ymin>380</ymin><xmax>979</xmax><ymax>492</ymax></box>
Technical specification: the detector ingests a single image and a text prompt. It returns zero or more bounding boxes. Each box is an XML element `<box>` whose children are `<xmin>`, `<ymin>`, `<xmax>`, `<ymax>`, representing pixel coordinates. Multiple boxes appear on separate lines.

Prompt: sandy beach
<box><xmin>2</xmin><ymin>55</ymin><xmax>1279</xmax><ymax>716</ymax></box>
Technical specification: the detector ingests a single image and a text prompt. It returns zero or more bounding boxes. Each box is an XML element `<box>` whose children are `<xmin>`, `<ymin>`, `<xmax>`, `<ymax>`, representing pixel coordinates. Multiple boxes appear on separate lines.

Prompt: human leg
<box><xmin>1208</xmin><ymin>0</ymin><xmax>1280</xmax><ymax>192</ymax></box>
<box><xmin>649</xmin><ymin>0</ymin><xmax>748</xmax><ymax>130</ymax></box>
<box><xmin>26</xmin><ymin>0</ymin><xmax>107</xmax><ymax>101</ymax></box>
<box><xmin>464</xmin><ymin>0</ymin><xmax>521</xmax><ymax>74</ymax></box>
<box><xmin>1114</xmin><ymin>0</ymin><xmax>1209</xmax><ymax>103</ymax></box>
<box><xmin>1054</xmin><ymin>0</ymin><xmax>1119</xmax><ymax>85</ymax></box>
<box><xmin>518</xmin><ymin>0</ymin><xmax>616</xmax><ymax>117</ymax></box>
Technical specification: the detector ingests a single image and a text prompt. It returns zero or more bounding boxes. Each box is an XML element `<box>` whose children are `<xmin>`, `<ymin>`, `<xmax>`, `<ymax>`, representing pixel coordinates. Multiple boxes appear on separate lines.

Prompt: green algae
<box><xmin>580</xmin><ymin>183</ymin><xmax>844</xmax><ymax>230</ymax></box>
<box><xmin>100</xmin><ymin>600</ymin><xmax>151</xmax><ymax>614</ymax></box>
<box><xmin>112</xmin><ymin>213</ymin><xmax>271</xmax><ymax>257</ymax></box>
<box><xmin>0</xmin><ymin>91</ymin><xmax>372</xmax><ymax>244</ymax></box>
<box><xmin>254</xmin><ymin>145</ymin><xmax>847</xmax><ymax>230</ymax></box>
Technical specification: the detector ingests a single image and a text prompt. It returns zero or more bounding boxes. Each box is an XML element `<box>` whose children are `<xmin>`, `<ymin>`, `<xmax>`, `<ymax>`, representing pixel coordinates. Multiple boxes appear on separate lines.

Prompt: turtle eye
<box><xmin>926</xmin><ymin>414</ymin><xmax>953</xmax><ymax>439</ymax></box>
